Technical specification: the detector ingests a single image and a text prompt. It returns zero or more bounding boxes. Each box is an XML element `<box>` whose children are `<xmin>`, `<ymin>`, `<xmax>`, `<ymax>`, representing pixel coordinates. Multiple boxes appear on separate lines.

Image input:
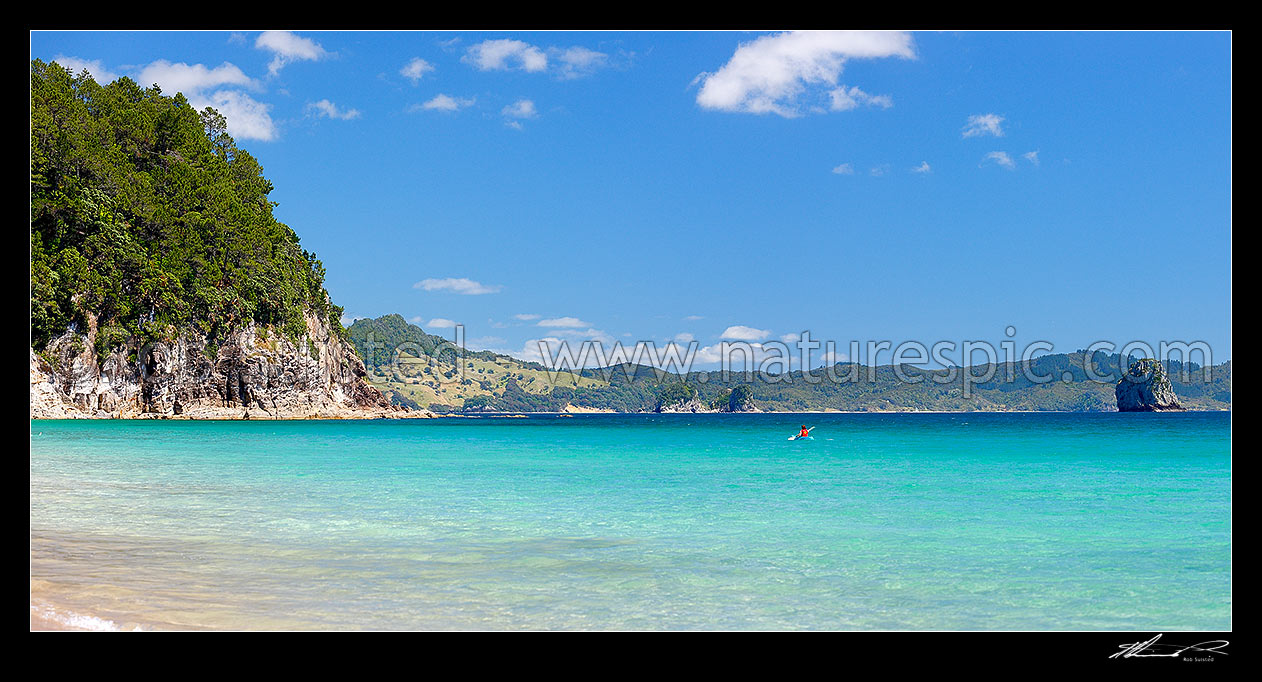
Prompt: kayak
<box><xmin>787</xmin><ymin>435</ymin><xmax>814</xmax><ymax>441</ymax></box>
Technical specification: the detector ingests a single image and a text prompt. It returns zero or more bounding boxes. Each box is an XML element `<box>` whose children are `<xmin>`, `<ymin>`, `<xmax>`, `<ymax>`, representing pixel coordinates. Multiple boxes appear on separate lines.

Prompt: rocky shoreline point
<box><xmin>1115</xmin><ymin>358</ymin><xmax>1185</xmax><ymax>412</ymax></box>
<box><xmin>655</xmin><ymin>395</ymin><xmax>715</xmax><ymax>413</ymax></box>
<box><xmin>30</xmin><ymin>311</ymin><xmax>434</xmax><ymax>420</ymax></box>
<box><xmin>653</xmin><ymin>384</ymin><xmax>761</xmax><ymax>414</ymax></box>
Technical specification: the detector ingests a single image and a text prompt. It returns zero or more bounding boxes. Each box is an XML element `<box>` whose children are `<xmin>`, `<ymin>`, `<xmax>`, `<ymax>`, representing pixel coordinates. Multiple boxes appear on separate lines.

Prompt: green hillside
<box><xmin>346</xmin><ymin>314</ymin><xmax>609</xmax><ymax>412</ymax></box>
<box><xmin>347</xmin><ymin>316</ymin><xmax>1230</xmax><ymax>413</ymax></box>
<box><xmin>30</xmin><ymin>59</ymin><xmax>343</xmax><ymax>360</ymax></box>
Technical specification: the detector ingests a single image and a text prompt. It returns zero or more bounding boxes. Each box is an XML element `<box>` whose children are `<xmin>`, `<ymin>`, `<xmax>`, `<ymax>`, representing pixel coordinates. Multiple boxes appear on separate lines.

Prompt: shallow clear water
<box><xmin>30</xmin><ymin>413</ymin><xmax>1231</xmax><ymax>630</ymax></box>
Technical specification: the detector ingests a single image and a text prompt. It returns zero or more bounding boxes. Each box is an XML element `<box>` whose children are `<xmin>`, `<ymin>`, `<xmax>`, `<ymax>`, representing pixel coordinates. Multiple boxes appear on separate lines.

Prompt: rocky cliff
<box><xmin>30</xmin><ymin>311</ymin><xmax>424</xmax><ymax>419</ymax></box>
<box><xmin>654</xmin><ymin>396</ymin><xmax>716</xmax><ymax>413</ymax></box>
<box><xmin>652</xmin><ymin>384</ymin><xmax>762</xmax><ymax>414</ymax></box>
<box><xmin>1115</xmin><ymin>359</ymin><xmax>1185</xmax><ymax>412</ymax></box>
<box><xmin>725</xmin><ymin>385</ymin><xmax>760</xmax><ymax>412</ymax></box>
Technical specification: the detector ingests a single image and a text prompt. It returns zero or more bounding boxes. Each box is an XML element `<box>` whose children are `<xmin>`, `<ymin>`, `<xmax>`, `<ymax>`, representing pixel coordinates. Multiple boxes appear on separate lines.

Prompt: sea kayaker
<box><xmin>798</xmin><ymin>425</ymin><xmax>810</xmax><ymax>438</ymax></box>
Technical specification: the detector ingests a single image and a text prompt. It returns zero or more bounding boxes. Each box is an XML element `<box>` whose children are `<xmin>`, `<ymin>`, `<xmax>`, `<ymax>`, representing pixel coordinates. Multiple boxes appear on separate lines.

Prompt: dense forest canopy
<box><xmin>30</xmin><ymin>59</ymin><xmax>343</xmax><ymax>358</ymax></box>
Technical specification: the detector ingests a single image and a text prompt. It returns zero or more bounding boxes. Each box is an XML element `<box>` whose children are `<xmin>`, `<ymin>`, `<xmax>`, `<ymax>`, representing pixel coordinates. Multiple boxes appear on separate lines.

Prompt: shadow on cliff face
<box><xmin>1116</xmin><ymin>359</ymin><xmax>1185</xmax><ymax>412</ymax></box>
<box><xmin>31</xmin><ymin>310</ymin><xmax>398</xmax><ymax>419</ymax></box>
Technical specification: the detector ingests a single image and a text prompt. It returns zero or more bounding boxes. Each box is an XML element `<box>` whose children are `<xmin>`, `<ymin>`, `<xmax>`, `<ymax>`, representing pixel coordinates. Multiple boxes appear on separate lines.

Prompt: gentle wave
<box><xmin>30</xmin><ymin>601</ymin><xmax>140</xmax><ymax>631</ymax></box>
<box><xmin>30</xmin><ymin>413</ymin><xmax>1233</xmax><ymax>630</ymax></box>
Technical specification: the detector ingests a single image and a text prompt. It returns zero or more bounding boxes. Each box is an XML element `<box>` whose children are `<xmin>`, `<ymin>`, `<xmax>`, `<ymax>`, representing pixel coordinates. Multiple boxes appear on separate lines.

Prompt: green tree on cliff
<box><xmin>30</xmin><ymin>59</ymin><xmax>344</xmax><ymax>357</ymax></box>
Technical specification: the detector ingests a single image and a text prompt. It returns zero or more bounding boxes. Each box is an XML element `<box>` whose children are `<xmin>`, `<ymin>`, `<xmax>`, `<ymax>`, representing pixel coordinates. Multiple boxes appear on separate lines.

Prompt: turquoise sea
<box><xmin>30</xmin><ymin>413</ymin><xmax>1231</xmax><ymax>630</ymax></box>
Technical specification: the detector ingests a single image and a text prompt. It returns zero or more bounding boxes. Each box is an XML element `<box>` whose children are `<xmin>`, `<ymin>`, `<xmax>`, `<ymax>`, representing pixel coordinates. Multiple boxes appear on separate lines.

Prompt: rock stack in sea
<box><xmin>1115</xmin><ymin>358</ymin><xmax>1185</xmax><ymax>412</ymax></box>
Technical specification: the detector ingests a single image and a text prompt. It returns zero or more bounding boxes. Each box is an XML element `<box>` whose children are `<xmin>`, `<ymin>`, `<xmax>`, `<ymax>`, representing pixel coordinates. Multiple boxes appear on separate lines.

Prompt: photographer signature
<box><xmin>1110</xmin><ymin>634</ymin><xmax>1229</xmax><ymax>659</ymax></box>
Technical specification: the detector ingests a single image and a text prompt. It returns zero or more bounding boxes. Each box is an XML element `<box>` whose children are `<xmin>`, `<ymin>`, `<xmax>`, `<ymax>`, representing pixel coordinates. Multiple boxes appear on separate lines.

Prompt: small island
<box><xmin>1116</xmin><ymin>359</ymin><xmax>1186</xmax><ymax>412</ymax></box>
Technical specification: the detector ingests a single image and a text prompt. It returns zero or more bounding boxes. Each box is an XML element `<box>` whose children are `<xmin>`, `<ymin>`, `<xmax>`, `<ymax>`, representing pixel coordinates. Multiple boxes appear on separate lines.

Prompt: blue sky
<box><xmin>32</xmin><ymin>31</ymin><xmax>1232</xmax><ymax>367</ymax></box>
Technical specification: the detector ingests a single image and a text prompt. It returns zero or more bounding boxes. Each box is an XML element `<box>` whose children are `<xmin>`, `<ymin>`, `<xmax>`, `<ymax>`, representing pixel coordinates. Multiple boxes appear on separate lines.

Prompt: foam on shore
<box><xmin>30</xmin><ymin>601</ymin><xmax>139</xmax><ymax>631</ymax></box>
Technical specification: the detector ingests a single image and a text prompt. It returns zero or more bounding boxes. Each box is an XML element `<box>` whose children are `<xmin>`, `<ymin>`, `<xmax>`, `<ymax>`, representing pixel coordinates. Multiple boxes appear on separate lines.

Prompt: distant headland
<box><xmin>28</xmin><ymin>61</ymin><xmax>1230</xmax><ymax>420</ymax></box>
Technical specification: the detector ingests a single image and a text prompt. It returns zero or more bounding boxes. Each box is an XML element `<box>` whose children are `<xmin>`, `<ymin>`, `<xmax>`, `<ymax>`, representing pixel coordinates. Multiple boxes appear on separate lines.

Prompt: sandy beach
<box><xmin>30</xmin><ymin>611</ymin><xmax>77</xmax><ymax>631</ymax></box>
<box><xmin>29</xmin><ymin>599</ymin><xmax>122</xmax><ymax>631</ymax></box>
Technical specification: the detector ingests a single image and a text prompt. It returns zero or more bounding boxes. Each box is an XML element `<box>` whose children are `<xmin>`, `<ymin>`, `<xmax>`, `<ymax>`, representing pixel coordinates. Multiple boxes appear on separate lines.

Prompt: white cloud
<box><xmin>912</xmin><ymin>161</ymin><xmax>932</xmax><ymax>174</ymax></box>
<box><xmin>131</xmin><ymin>61</ymin><xmax>267</xmax><ymax>140</ymax></box>
<box><xmin>497</xmin><ymin>337</ymin><xmax>564</xmax><ymax>365</ymax></box>
<box><xmin>1023</xmin><ymin>150</ymin><xmax>1040</xmax><ymax>166</ymax></box>
<box><xmin>538</xmin><ymin>317</ymin><xmax>591</xmax><ymax>328</ymax></box>
<box><xmin>819</xmin><ymin>349</ymin><xmax>849</xmax><ymax>366</ymax></box>
<box><xmin>513</xmin><ymin>313</ymin><xmax>541</xmax><ymax>321</ymax></box>
<box><xmin>200</xmin><ymin>90</ymin><xmax>276</xmax><ymax>141</ymax></box>
<box><xmin>307</xmin><ymin>99</ymin><xmax>360</xmax><ymax>120</ymax></box>
<box><xmin>497</xmin><ymin>329</ymin><xmax>621</xmax><ymax>367</ymax></box>
<box><xmin>695</xmin><ymin>30</ymin><xmax>913</xmax><ymax>117</ymax></box>
<box><xmin>134</xmin><ymin>60</ymin><xmax>256</xmax><ymax>95</ymax></box>
<box><xmin>461</xmin><ymin>40</ymin><xmax>608</xmax><ymax>79</ymax></box>
<box><xmin>464</xmin><ymin>39</ymin><xmax>548</xmax><ymax>72</ymax></box>
<box><xmin>869</xmin><ymin>164</ymin><xmax>891</xmax><ymax>177</ymax></box>
<box><xmin>52</xmin><ymin>55</ymin><xmax>119</xmax><ymax>83</ymax></box>
<box><xmin>963</xmin><ymin>113</ymin><xmax>1005</xmax><ymax>138</ymax></box>
<box><xmin>406</xmin><ymin>316</ymin><xmax>460</xmax><ymax>329</ymax></box>
<box><xmin>255</xmin><ymin>30</ymin><xmax>328</xmax><ymax>76</ymax></box>
<box><xmin>689</xmin><ymin>341</ymin><xmax>795</xmax><ymax>369</ymax></box>
<box><xmin>502</xmin><ymin>99</ymin><xmax>537</xmax><ymax>119</ymax></box>
<box><xmin>416</xmin><ymin>94</ymin><xmax>475</xmax><ymax>112</ymax></box>
<box><xmin>493</xmin><ymin>334</ymin><xmax>829</xmax><ymax>372</ymax></box>
<box><xmin>467</xmin><ymin>335</ymin><xmax>506</xmax><ymax>350</ymax></box>
<box><xmin>400</xmin><ymin>57</ymin><xmax>435</xmax><ymax>84</ymax></box>
<box><xmin>554</xmin><ymin>46</ymin><xmax>608</xmax><ymax>79</ymax></box>
<box><xmin>501</xmin><ymin>99</ymin><xmax>537</xmax><ymax>129</ymax></box>
<box><xmin>413</xmin><ymin>277</ymin><xmax>502</xmax><ymax>295</ymax></box>
<box><xmin>553</xmin><ymin>328</ymin><xmax>616</xmax><ymax>344</ymax></box>
<box><xmin>983</xmin><ymin>151</ymin><xmax>1016</xmax><ymax>169</ymax></box>
<box><xmin>683</xmin><ymin>315</ymin><xmax>705</xmax><ymax>321</ymax></box>
<box><xmin>721</xmin><ymin>325</ymin><xmax>771</xmax><ymax>341</ymax></box>
<box><xmin>50</xmin><ymin>57</ymin><xmax>273</xmax><ymax>141</ymax></box>
<box><xmin>831</xmin><ymin>163</ymin><xmax>855</xmax><ymax>175</ymax></box>
<box><xmin>828</xmin><ymin>85</ymin><xmax>893</xmax><ymax>111</ymax></box>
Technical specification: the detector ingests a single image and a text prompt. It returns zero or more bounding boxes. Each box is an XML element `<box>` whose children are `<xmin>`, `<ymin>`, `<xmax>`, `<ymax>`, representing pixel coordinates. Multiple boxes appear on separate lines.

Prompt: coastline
<box><xmin>29</xmin><ymin>606</ymin><xmax>105</xmax><ymax>632</ymax></box>
<box><xmin>29</xmin><ymin>406</ymin><xmax>1231</xmax><ymax>420</ymax></box>
<box><xmin>29</xmin><ymin>582</ymin><xmax>136</xmax><ymax>632</ymax></box>
<box><xmin>29</xmin><ymin>410</ymin><xmax>440</xmax><ymax>421</ymax></box>
<box><xmin>31</xmin><ymin>413</ymin><xmax>1232</xmax><ymax>631</ymax></box>
<box><xmin>30</xmin><ymin>611</ymin><xmax>76</xmax><ymax>631</ymax></box>
<box><xmin>29</xmin><ymin>599</ymin><xmax>145</xmax><ymax>632</ymax></box>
